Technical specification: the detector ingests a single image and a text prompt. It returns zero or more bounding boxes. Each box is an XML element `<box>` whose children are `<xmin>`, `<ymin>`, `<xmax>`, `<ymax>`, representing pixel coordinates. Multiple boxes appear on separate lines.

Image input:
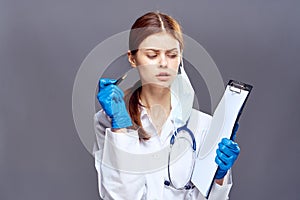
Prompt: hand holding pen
<box><xmin>97</xmin><ymin>73</ymin><xmax>132</xmax><ymax>129</ymax></box>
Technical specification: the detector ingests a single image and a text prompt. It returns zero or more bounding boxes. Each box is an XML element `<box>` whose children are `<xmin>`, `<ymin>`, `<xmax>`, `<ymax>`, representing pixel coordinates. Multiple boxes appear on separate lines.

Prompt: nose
<box><xmin>159</xmin><ymin>54</ymin><xmax>168</xmax><ymax>68</ymax></box>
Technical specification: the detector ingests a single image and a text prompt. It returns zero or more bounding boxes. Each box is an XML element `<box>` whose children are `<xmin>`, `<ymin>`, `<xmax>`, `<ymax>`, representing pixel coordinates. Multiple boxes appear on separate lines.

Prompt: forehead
<box><xmin>138</xmin><ymin>32</ymin><xmax>180</xmax><ymax>51</ymax></box>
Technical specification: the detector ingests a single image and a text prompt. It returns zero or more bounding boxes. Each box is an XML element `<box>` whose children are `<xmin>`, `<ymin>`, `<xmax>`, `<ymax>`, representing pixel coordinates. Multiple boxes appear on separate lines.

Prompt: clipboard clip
<box><xmin>229</xmin><ymin>80</ymin><xmax>247</xmax><ymax>94</ymax></box>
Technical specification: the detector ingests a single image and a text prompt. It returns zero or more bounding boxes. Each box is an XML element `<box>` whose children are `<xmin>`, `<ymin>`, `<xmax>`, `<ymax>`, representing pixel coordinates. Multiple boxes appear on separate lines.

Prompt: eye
<box><xmin>167</xmin><ymin>54</ymin><xmax>178</xmax><ymax>58</ymax></box>
<box><xmin>147</xmin><ymin>54</ymin><xmax>157</xmax><ymax>59</ymax></box>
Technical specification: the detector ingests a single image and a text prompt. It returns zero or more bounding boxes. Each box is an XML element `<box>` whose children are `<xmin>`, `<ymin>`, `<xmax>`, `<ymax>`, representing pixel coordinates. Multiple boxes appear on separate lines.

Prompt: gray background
<box><xmin>1</xmin><ymin>0</ymin><xmax>299</xmax><ymax>199</ymax></box>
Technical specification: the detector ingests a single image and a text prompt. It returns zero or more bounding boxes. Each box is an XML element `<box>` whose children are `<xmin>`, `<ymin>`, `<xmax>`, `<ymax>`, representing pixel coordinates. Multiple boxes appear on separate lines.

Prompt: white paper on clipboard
<box><xmin>191</xmin><ymin>80</ymin><xmax>252</xmax><ymax>198</ymax></box>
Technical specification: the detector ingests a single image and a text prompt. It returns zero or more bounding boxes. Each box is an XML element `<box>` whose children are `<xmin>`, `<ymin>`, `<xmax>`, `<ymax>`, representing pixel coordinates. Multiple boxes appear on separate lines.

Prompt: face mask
<box><xmin>170</xmin><ymin>63</ymin><xmax>195</xmax><ymax>128</ymax></box>
<box><xmin>118</xmin><ymin>60</ymin><xmax>195</xmax><ymax>128</ymax></box>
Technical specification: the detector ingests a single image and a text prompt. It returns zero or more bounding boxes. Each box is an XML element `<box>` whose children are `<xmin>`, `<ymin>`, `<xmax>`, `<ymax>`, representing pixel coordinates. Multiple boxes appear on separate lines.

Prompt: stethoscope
<box><xmin>164</xmin><ymin>119</ymin><xmax>197</xmax><ymax>190</ymax></box>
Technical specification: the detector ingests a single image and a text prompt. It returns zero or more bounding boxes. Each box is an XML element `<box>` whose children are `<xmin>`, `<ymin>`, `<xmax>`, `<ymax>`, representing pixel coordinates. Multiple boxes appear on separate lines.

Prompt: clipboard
<box><xmin>191</xmin><ymin>80</ymin><xmax>253</xmax><ymax>198</ymax></box>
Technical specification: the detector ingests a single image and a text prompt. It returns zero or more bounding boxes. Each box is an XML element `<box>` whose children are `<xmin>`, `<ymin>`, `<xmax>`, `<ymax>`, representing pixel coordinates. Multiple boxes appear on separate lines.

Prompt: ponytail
<box><xmin>124</xmin><ymin>81</ymin><xmax>150</xmax><ymax>140</ymax></box>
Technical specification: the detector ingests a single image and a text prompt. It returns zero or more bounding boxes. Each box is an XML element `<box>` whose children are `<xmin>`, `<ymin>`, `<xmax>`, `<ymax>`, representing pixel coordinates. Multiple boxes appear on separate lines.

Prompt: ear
<box><xmin>127</xmin><ymin>50</ymin><xmax>137</xmax><ymax>67</ymax></box>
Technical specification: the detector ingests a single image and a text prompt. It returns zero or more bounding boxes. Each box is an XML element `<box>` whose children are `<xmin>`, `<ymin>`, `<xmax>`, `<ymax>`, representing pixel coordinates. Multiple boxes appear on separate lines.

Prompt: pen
<box><xmin>115</xmin><ymin>72</ymin><xmax>128</xmax><ymax>85</ymax></box>
<box><xmin>99</xmin><ymin>73</ymin><xmax>128</xmax><ymax>93</ymax></box>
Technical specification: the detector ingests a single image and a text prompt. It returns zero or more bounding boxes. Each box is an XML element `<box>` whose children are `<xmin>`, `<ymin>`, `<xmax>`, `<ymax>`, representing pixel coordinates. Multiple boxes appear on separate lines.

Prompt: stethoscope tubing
<box><xmin>165</xmin><ymin>120</ymin><xmax>197</xmax><ymax>190</ymax></box>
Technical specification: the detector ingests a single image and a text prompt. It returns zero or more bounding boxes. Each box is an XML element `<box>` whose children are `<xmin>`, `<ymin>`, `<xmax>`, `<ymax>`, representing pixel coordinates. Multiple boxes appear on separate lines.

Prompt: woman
<box><xmin>93</xmin><ymin>11</ymin><xmax>240</xmax><ymax>200</ymax></box>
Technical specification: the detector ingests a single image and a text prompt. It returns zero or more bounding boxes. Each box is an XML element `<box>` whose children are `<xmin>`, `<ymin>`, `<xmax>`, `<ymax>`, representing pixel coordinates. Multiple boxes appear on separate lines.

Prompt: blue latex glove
<box><xmin>215</xmin><ymin>123</ymin><xmax>240</xmax><ymax>179</ymax></box>
<box><xmin>97</xmin><ymin>78</ymin><xmax>132</xmax><ymax>129</ymax></box>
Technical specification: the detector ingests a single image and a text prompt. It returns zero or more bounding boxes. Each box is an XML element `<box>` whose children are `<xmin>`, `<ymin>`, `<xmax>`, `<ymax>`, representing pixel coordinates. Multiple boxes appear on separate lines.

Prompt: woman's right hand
<box><xmin>97</xmin><ymin>78</ymin><xmax>132</xmax><ymax>129</ymax></box>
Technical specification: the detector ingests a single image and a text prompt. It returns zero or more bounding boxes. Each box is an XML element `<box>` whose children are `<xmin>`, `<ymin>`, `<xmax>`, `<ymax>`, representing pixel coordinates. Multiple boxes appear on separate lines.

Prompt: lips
<box><xmin>156</xmin><ymin>72</ymin><xmax>171</xmax><ymax>77</ymax></box>
<box><xmin>155</xmin><ymin>72</ymin><xmax>172</xmax><ymax>82</ymax></box>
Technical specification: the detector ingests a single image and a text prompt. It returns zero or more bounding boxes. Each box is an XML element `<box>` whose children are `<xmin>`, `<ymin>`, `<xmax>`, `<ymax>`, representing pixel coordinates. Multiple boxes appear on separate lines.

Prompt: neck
<box><xmin>139</xmin><ymin>84</ymin><xmax>171</xmax><ymax>110</ymax></box>
<box><xmin>140</xmin><ymin>84</ymin><xmax>172</xmax><ymax>135</ymax></box>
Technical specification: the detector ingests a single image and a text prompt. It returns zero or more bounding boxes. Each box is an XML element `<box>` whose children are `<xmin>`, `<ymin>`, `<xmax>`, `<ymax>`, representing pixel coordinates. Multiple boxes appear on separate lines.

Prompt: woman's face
<box><xmin>129</xmin><ymin>32</ymin><xmax>181</xmax><ymax>88</ymax></box>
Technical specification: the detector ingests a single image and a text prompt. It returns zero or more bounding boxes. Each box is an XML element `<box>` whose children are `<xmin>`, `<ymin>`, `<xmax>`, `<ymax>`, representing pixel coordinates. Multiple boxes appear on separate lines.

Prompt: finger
<box><xmin>110</xmin><ymin>85</ymin><xmax>125</xmax><ymax>103</ymax></box>
<box><xmin>216</xmin><ymin>150</ymin><xmax>231</xmax><ymax>170</ymax></box>
<box><xmin>97</xmin><ymin>91</ymin><xmax>111</xmax><ymax>105</ymax></box>
<box><xmin>215</xmin><ymin>156</ymin><xmax>227</xmax><ymax>170</ymax></box>
<box><xmin>109</xmin><ymin>90</ymin><xmax>122</xmax><ymax>103</ymax></box>
<box><xmin>221</xmin><ymin>138</ymin><xmax>240</xmax><ymax>153</ymax></box>
<box><xmin>98</xmin><ymin>85</ymin><xmax>124</xmax><ymax>105</ymax></box>
<box><xmin>99</xmin><ymin>78</ymin><xmax>117</xmax><ymax>89</ymax></box>
<box><xmin>216</xmin><ymin>149</ymin><xmax>231</xmax><ymax>164</ymax></box>
<box><xmin>218</xmin><ymin>143</ymin><xmax>234</xmax><ymax>157</ymax></box>
<box><xmin>112</xmin><ymin>84</ymin><xmax>125</xmax><ymax>98</ymax></box>
<box><xmin>104</xmin><ymin>84</ymin><xmax>124</xmax><ymax>98</ymax></box>
<box><xmin>103</xmin><ymin>84</ymin><xmax>124</xmax><ymax>100</ymax></box>
<box><xmin>218</xmin><ymin>142</ymin><xmax>240</xmax><ymax>157</ymax></box>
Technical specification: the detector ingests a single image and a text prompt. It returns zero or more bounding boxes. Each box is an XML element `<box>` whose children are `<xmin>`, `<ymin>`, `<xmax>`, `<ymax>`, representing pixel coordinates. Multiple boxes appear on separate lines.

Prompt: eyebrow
<box><xmin>142</xmin><ymin>48</ymin><xmax>179</xmax><ymax>52</ymax></box>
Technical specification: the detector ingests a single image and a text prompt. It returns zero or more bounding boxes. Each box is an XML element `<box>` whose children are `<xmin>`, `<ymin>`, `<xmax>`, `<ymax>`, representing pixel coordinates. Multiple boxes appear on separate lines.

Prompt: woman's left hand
<box><xmin>215</xmin><ymin>123</ymin><xmax>240</xmax><ymax>179</ymax></box>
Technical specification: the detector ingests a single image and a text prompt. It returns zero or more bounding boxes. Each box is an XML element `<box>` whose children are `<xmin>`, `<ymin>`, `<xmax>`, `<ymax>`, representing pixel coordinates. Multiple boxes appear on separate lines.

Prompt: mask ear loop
<box><xmin>178</xmin><ymin>56</ymin><xmax>183</xmax><ymax>75</ymax></box>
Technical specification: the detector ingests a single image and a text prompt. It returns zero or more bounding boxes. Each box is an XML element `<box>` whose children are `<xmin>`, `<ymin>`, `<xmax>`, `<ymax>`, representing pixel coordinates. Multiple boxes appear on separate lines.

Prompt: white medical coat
<box><xmin>93</xmin><ymin>107</ymin><xmax>233</xmax><ymax>200</ymax></box>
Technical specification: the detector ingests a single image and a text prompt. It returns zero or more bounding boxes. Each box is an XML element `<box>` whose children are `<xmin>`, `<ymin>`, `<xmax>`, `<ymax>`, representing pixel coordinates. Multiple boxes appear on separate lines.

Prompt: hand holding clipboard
<box><xmin>191</xmin><ymin>80</ymin><xmax>253</xmax><ymax>198</ymax></box>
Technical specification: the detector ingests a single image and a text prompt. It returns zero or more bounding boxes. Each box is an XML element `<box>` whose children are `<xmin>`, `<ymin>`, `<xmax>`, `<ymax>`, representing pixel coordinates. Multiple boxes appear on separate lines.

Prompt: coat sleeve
<box><xmin>189</xmin><ymin>170</ymin><xmax>232</xmax><ymax>200</ymax></box>
<box><xmin>93</xmin><ymin>110</ymin><xmax>147</xmax><ymax>200</ymax></box>
<box><xmin>206</xmin><ymin>170</ymin><xmax>233</xmax><ymax>200</ymax></box>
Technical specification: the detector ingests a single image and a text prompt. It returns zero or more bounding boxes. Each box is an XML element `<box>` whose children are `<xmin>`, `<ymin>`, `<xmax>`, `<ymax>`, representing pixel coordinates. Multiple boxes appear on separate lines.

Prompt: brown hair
<box><xmin>125</xmin><ymin>11</ymin><xmax>184</xmax><ymax>140</ymax></box>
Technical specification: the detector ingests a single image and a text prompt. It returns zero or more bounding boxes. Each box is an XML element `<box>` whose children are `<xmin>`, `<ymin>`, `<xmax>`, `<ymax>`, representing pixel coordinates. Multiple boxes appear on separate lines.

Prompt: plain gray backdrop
<box><xmin>1</xmin><ymin>0</ymin><xmax>299</xmax><ymax>199</ymax></box>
